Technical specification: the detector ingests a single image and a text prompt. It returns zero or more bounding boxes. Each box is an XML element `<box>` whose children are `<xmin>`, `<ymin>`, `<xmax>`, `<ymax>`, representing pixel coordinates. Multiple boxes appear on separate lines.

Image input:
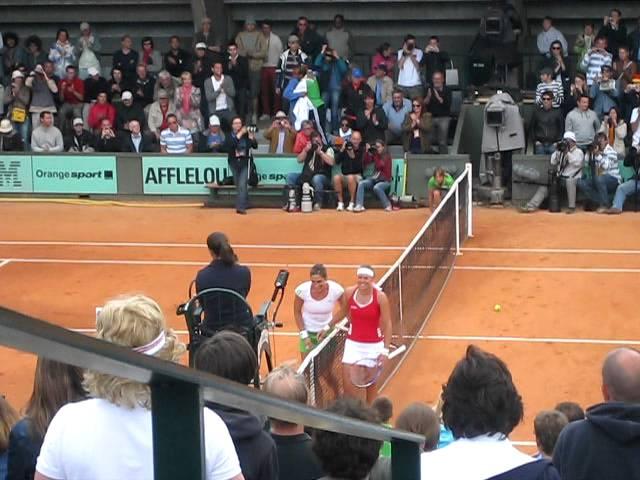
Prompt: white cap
<box><xmin>563</xmin><ymin>131</ymin><xmax>576</xmax><ymax>143</ymax></box>
<box><xmin>87</xmin><ymin>66</ymin><xmax>99</xmax><ymax>76</ymax></box>
<box><xmin>0</xmin><ymin>119</ymin><xmax>12</xmax><ymax>134</ymax></box>
<box><xmin>274</xmin><ymin>110</ymin><xmax>287</xmax><ymax>119</ymax></box>
<box><xmin>73</xmin><ymin>117</ymin><xmax>84</xmax><ymax>126</ymax></box>
<box><xmin>80</xmin><ymin>21</ymin><xmax>90</xmax><ymax>31</ymax></box>
<box><xmin>121</xmin><ymin>90</ymin><xmax>133</xmax><ymax>101</ymax></box>
<box><xmin>11</xmin><ymin>70</ymin><xmax>24</xmax><ymax>79</ymax></box>
<box><xmin>195</xmin><ymin>42</ymin><xmax>207</xmax><ymax>50</ymax></box>
<box><xmin>209</xmin><ymin>115</ymin><xmax>220</xmax><ymax>126</ymax></box>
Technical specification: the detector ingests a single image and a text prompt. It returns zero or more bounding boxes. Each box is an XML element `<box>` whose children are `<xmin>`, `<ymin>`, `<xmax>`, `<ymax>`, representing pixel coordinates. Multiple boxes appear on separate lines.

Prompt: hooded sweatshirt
<box><xmin>553</xmin><ymin>402</ymin><xmax>640</xmax><ymax>480</ymax></box>
<box><xmin>206</xmin><ymin>403</ymin><xmax>278</xmax><ymax>480</ymax></box>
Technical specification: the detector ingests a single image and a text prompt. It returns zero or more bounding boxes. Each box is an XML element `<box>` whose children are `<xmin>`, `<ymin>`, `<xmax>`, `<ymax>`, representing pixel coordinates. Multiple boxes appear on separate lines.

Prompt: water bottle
<box><xmin>301</xmin><ymin>183</ymin><xmax>314</xmax><ymax>213</ymax></box>
<box><xmin>287</xmin><ymin>188</ymin><xmax>297</xmax><ymax>212</ymax></box>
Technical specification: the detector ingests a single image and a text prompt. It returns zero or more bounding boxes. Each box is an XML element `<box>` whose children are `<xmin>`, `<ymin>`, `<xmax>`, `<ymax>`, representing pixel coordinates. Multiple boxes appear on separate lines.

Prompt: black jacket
<box><xmin>424</xmin><ymin>86</ymin><xmax>452</xmax><ymax>118</ymax></box>
<box><xmin>336</xmin><ymin>145</ymin><xmax>365</xmax><ymax>175</ymax></box>
<box><xmin>271</xmin><ymin>433</ymin><xmax>324</xmax><ymax>480</ymax></box>
<box><xmin>355</xmin><ymin>107</ymin><xmax>388</xmax><ymax>144</ymax></box>
<box><xmin>112</xmin><ymin>49</ymin><xmax>139</xmax><ymax>81</ymax></box>
<box><xmin>94</xmin><ymin>134</ymin><xmax>121</xmax><ymax>152</ymax></box>
<box><xmin>116</xmin><ymin>103</ymin><xmax>146</xmax><ymax>131</ymax></box>
<box><xmin>164</xmin><ymin>49</ymin><xmax>192</xmax><ymax>78</ymax></box>
<box><xmin>553</xmin><ymin>402</ymin><xmax>640</xmax><ymax>480</ymax></box>
<box><xmin>225</xmin><ymin>55</ymin><xmax>249</xmax><ymax>90</ymax></box>
<box><xmin>119</xmin><ymin>132</ymin><xmax>155</xmax><ymax>153</ymax></box>
<box><xmin>63</xmin><ymin>130</ymin><xmax>95</xmax><ymax>152</ymax></box>
<box><xmin>529</xmin><ymin>107</ymin><xmax>564</xmax><ymax>145</ymax></box>
<box><xmin>83</xmin><ymin>76</ymin><xmax>110</xmax><ymax>103</ymax></box>
<box><xmin>206</xmin><ymin>404</ymin><xmax>278</xmax><ymax>480</ymax></box>
<box><xmin>222</xmin><ymin>132</ymin><xmax>257</xmax><ymax>172</ymax></box>
<box><xmin>488</xmin><ymin>459</ymin><xmax>560</xmax><ymax>480</ymax></box>
<box><xmin>133</xmin><ymin>76</ymin><xmax>156</xmax><ymax>107</ymax></box>
<box><xmin>0</xmin><ymin>131</ymin><xmax>24</xmax><ymax>151</ymax></box>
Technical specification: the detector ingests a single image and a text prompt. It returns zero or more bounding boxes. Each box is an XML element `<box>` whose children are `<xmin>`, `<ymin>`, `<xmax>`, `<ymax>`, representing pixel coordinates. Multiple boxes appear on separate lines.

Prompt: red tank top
<box><xmin>347</xmin><ymin>288</ymin><xmax>383</xmax><ymax>343</ymax></box>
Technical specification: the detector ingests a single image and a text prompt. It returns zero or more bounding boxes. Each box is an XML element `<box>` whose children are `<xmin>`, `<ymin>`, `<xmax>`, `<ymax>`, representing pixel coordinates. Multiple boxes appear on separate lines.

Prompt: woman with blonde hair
<box><xmin>175</xmin><ymin>71</ymin><xmax>204</xmax><ymax>143</ymax></box>
<box><xmin>7</xmin><ymin>358</ymin><xmax>85</xmax><ymax>480</ymax></box>
<box><xmin>34</xmin><ymin>294</ymin><xmax>243</xmax><ymax>480</ymax></box>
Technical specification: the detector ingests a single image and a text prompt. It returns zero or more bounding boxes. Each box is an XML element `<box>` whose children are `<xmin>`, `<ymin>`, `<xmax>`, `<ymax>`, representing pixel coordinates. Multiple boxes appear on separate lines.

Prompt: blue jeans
<box><xmin>231</xmin><ymin>162</ymin><xmax>249</xmax><ymax>211</ymax></box>
<box><xmin>356</xmin><ymin>178</ymin><xmax>391</xmax><ymax>208</ymax></box>
<box><xmin>534</xmin><ymin>142</ymin><xmax>555</xmax><ymax>155</ymax></box>
<box><xmin>15</xmin><ymin>119</ymin><xmax>30</xmax><ymax>151</ymax></box>
<box><xmin>286</xmin><ymin>172</ymin><xmax>331</xmax><ymax>206</ymax></box>
<box><xmin>612</xmin><ymin>179</ymin><xmax>640</xmax><ymax>210</ymax></box>
<box><xmin>322</xmin><ymin>89</ymin><xmax>341</xmax><ymax>134</ymax></box>
<box><xmin>577</xmin><ymin>174</ymin><xmax>619</xmax><ymax>207</ymax></box>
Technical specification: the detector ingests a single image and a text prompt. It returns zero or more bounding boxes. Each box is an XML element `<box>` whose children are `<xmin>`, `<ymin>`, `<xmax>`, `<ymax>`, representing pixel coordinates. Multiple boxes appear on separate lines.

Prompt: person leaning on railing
<box><xmin>33</xmin><ymin>295</ymin><xmax>243</xmax><ymax>480</ymax></box>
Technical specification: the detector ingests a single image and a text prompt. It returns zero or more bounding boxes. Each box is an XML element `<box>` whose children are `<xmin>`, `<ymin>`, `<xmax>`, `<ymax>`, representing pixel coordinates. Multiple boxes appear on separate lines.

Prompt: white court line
<box><xmin>8</xmin><ymin>258</ymin><xmax>392</xmax><ymax>269</ymax></box>
<box><xmin>456</xmin><ymin>265</ymin><xmax>640</xmax><ymax>274</ymax></box>
<box><xmin>0</xmin><ymin>240</ymin><xmax>404</xmax><ymax>251</ymax></box>
<box><xmin>512</xmin><ymin>441</ymin><xmax>536</xmax><ymax>447</ymax></box>
<box><xmin>0</xmin><ymin>259</ymin><xmax>11</xmax><ymax>269</ymax></box>
<box><xmin>463</xmin><ymin>247</ymin><xmax>640</xmax><ymax>255</ymax></box>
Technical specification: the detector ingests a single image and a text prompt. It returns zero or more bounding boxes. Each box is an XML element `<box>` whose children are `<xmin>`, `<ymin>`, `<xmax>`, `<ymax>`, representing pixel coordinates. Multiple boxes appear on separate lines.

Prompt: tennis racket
<box><xmin>349</xmin><ymin>344</ymin><xmax>407</xmax><ymax>388</ymax></box>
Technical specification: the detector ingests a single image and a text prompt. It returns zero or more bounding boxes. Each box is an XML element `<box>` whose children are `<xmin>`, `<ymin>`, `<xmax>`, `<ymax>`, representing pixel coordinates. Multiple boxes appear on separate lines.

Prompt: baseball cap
<box><xmin>563</xmin><ymin>131</ymin><xmax>576</xmax><ymax>142</ymax></box>
<box><xmin>0</xmin><ymin>119</ymin><xmax>12</xmax><ymax>134</ymax></box>
<box><xmin>274</xmin><ymin>110</ymin><xmax>287</xmax><ymax>119</ymax></box>
<box><xmin>209</xmin><ymin>115</ymin><xmax>220</xmax><ymax>126</ymax></box>
<box><xmin>87</xmin><ymin>66</ymin><xmax>99</xmax><ymax>76</ymax></box>
<box><xmin>195</xmin><ymin>42</ymin><xmax>207</xmax><ymax>50</ymax></box>
<box><xmin>11</xmin><ymin>70</ymin><xmax>24</xmax><ymax>79</ymax></box>
<box><xmin>351</xmin><ymin>68</ymin><xmax>364</xmax><ymax>79</ymax></box>
<box><xmin>73</xmin><ymin>117</ymin><xmax>84</xmax><ymax>126</ymax></box>
<box><xmin>121</xmin><ymin>91</ymin><xmax>133</xmax><ymax>101</ymax></box>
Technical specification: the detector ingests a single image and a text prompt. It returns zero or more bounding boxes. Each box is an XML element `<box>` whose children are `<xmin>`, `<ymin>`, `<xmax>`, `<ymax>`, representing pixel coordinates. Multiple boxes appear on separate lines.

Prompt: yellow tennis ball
<box><xmin>494</xmin><ymin>304</ymin><xmax>502</xmax><ymax>312</ymax></box>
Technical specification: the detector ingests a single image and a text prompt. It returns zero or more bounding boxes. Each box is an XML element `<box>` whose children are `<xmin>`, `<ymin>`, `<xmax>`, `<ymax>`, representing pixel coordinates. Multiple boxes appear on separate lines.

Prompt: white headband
<box><xmin>133</xmin><ymin>331</ymin><xmax>166</xmax><ymax>356</ymax></box>
<box><xmin>357</xmin><ymin>267</ymin><xmax>375</xmax><ymax>278</ymax></box>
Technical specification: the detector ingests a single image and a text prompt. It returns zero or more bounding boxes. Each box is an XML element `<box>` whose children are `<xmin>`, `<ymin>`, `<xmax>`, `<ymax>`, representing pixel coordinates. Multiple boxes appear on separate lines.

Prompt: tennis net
<box><xmin>298</xmin><ymin>163</ymin><xmax>473</xmax><ymax>407</ymax></box>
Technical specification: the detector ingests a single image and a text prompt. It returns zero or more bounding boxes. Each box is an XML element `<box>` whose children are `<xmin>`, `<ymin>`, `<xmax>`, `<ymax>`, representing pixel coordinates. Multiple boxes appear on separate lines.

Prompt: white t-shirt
<box><xmin>295</xmin><ymin>280</ymin><xmax>344</xmax><ymax>332</ymax></box>
<box><xmin>396</xmin><ymin>49</ymin><xmax>424</xmax><ymax>87</ymax></box>
<box><xmin>36</xmin><ymin>398</ymin><xmax>241</xmax><ymax>480</ymax></box>
<box><xmin>212</xmin><ymin>76</ymin><xmax>227</xmax><ymax>111</ymax></box>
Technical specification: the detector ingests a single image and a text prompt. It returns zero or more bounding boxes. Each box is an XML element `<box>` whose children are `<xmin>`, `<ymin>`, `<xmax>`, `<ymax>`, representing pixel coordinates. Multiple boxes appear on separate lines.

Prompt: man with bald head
<box><xmin>263</xmin><ymin>366</ymin><xmax>324</xmax><ymax>480</ymax></box>
<box><xmin>553</xmin><ymin>348</ymin><xmax>640</xmax><ymax>479</ymax></box>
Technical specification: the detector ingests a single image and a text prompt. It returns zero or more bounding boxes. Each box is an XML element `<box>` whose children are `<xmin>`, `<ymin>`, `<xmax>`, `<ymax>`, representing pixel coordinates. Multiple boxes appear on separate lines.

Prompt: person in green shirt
<box><xmin>427</xmin><ymin>167</ymin><xmax>454</xmax><ymax>208</ymax></box>
<box><xmin>372</xmin><ymin>396</ymin><xmax>393</xmax><ymax>458</ymax></box>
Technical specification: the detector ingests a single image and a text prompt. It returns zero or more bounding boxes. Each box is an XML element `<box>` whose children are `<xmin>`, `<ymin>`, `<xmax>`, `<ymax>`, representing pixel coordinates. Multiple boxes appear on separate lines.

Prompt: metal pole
<box><xmin>391</xmin><ymin>438</ymin><xmax>421</xmax><ymax>479</ymax></box>
<box><xmin>151</xmin><ymin>380</ymin><xmax>204</xmax><ymax>480</ymax></box>
<box><xmin>455</xmin><ymin>186</ymin><xmax>461</xmax><ymax>256</ymax></box>
<box><xmin>466</xmin><ymin>162</ymin><xmax>473</xmax><ymax>238</ymax></box>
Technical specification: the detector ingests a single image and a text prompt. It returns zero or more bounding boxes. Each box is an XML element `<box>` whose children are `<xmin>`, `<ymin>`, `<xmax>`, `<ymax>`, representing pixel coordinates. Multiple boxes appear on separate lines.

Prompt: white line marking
<box><xmin>464</xmin><ymin>247</ymin><xmax>640</xmax><ymax>255</ymax></box>
<box><xmin>423</xmin><ymin>335</ymin><xmax>640</xmax><ymax>346</ymax></box>
<box><xmin>512</xmin><ymin>441</ymin><xmax>536</xmax><ymax>447</ymax></box>
<box><xmin>0</xmin><ymin>240</ymin><xmax>404</xmax><ymax>251</ymax></box>
<box><xmin>456</xmin><ymin>265</ymin><xmax>640</xmax><ymax>274</ymax></box>
<box><xmin>0</xmin><ymin>259</ymin><xmax>11</xmax><ymax>269</ymax></box>
<box><xmin>8</xmin><ymin>258</ymin><xmax>391</xmax><ymax>269</ymax></box>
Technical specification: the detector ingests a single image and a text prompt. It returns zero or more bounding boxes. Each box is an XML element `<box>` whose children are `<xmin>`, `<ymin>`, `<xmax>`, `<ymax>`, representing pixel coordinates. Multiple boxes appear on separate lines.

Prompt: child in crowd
<box><xmin>371</xmin><ymin>396</ymin><xmax>393</xmax><ymax>458</ymax></box>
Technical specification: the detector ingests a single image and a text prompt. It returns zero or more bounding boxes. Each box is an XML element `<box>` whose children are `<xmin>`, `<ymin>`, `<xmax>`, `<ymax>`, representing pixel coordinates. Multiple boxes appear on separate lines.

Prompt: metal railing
<box><xmin>0</xmin><ymin>306</ymin><xmax>424</xmax><ymax>479</ymax></box>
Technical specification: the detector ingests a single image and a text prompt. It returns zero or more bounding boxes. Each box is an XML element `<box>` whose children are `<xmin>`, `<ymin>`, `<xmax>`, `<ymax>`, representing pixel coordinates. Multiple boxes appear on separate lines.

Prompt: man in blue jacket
<box><xmin>553</xmin><ymin>347</ymin><xmax>640</xmax><ymax>479</ymax></box>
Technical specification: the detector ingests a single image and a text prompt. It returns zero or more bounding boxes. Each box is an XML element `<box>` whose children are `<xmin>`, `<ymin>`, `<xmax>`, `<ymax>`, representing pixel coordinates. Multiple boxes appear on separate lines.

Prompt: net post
<box><xmin>398</xmin><ymin>262</ymin><xmax>404</xmax><ymax>335</ymax></box>
<box><xmin>466</xmin><ymin>162</ymin><xmax>473</xmax><ymax>238</ymax></box>
<box><xmin>455</xmin><ymin>186</ymin><xmax>461</xmax><ymax>256</ymax></box>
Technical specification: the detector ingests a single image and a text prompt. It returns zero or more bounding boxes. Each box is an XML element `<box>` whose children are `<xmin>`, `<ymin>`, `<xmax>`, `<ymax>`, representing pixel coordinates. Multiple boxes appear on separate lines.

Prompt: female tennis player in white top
<box><xmin>328</xmin><ymin>265</ymin><xmax>392</xmax><ymax>404</ymax></box>
<box><xmin>294</xmin><ymin>264</ymin><xmax>345</xmax><ymax>360</ymax></box>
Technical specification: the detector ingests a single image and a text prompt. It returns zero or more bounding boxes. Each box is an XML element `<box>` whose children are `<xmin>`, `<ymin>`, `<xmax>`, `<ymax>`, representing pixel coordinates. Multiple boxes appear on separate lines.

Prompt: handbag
<box><xmin>248</xmin><ymin>155</ymin><xmax>259</xmax><ymax>187</ymax></box>
<box><xmin>11</xmin><ymin>107</ymin><xmax>26</xmax><ymax>123</ymax></box>
<box><xmin>445</xmin><ymin>60</ymin><xmax>459</xmax><ymax>87</ymax></box>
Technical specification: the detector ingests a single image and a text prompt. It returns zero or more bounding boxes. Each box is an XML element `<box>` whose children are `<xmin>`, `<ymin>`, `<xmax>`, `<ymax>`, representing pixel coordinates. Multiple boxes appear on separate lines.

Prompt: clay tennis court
<box><xmin>1</xmin><ymin>201</ymin><xmax>638</xmax><ymax>452</ymax></box>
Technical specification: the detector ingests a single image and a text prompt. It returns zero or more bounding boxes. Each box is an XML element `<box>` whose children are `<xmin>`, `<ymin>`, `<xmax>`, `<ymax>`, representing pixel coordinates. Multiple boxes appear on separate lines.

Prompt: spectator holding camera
<box><xmin>565</xmin><ymin>94</ymin><xmax>600</xmax><ymax>149</ymax></box>
<box><xmin>264</xmin><ymin>111</ymin><xmax>295</xmax><ymax>154</ymax></box>
<box><xmin>26</xmin><ymin>63</ymin><xmax>58</xmax><ymax>128</ymax></box>
<box><xmin>598</xmin><ymin>106</ymin><xmax>627</xmax><ymax>156</ymax></box>
<box><xmin>314</xmin><ymin>44</ymin><xmax>348</xmax><ymax>134</ymax></box>
<box><xmin>286</xmin><ymin>130</ymin><xmax>334</xmax><ymax>211</ymax></box>
<box><xmin>577</xmin><ymin>132</ymin><xmax>620</xmax><ymax>212</ymax></box>
<box><xmin>424</xmin><ymin>71</ymin><xmax>452</xmax><ymax>154</ymax></box>
<box><xmin>402</xmin><ymin>97</ymin><xmax>432</xmax><ymax>154</ymax></box>
<box><xmin>530</xmin><ymin>91</ymin><xmax>564</xmax><ymax>155</ymax></box>
<box><xmin>334</xmin><ymin>130</ymin><xmax>365</xmax><ymax>211</ymax></box>
<box><xmin>581</xmin><ymin>36</ymin><xmax>613</xmax><ymax>87</ymax></box>
<box><xmin>397</xmin><ymin>35</ymin><xmax>423</xmax><ymax>100</ymax></box>
<box><xmin>353</xmin><ymin>138</ymin><xmax>394</xmax><ymax>212</ymax></box>
<box><xmin>356</xmin><ymin>92</ymin><xmax>387</xmax><ymax>145</ymax></box>
<box><xmin>599</xmin><ymin>9</ymin><xmax>627</xmax><ymax>59</ymax></box>
<box><xmin>94</xmin><ymin>118</ymin><xmax>120</xmax><ymax>152</ymax></box>
<box><xmin>520</xmin><ymin>131</ymin><xmax>584</xmax><ymax>213</ymax></box>
<box><xmin>422</xmin><ymin>36</ymin><xmax>450</xmax><ymax>85</ymax></box>
<box><xmin>590</xmin><ymin>65</ymin><xmax>619</xmax><ymax>119</ymax></box>
<box><xmin>222</xmin><ymin>116</ymin><xmax>257</xmax><ymax>214</ymax></box>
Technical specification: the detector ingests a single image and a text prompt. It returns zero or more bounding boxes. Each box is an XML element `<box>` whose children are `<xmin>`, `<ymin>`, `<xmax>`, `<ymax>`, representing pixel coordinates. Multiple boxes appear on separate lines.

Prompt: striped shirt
<box><xmin>596</xmin><ymin>144</ymin><xmax>621</xmax><ymax>181</ymax></box>
<box><xmin>580</xmin><ymin>50</ymin><xmax>612</xmax><ymax>86</ymax></box>
<box><xmin>160</xmin><ymin>127</ymin><xmax>193</xmax><ymax>154</ymax></box>
<box><xmin>535</xmin><ymin>80</ymin><xmax>564</xmax><ymax>108</ymax></box>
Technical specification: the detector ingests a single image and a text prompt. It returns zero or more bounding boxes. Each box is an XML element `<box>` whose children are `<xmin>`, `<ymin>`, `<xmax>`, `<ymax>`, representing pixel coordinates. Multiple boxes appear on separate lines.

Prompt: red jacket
<box><xmin>364</xmin><ymin>151</ymin><xmax>392</xmax><ymax>182</ymax></box>
<box><xmin>88</xmin><ymin>103</ymin><xmax>116</xmax><ymax>130</ymax></box>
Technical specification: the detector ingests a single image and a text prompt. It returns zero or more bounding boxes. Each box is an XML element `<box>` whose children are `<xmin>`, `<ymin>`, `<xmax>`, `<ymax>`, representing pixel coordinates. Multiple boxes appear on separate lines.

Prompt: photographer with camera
<box><xmin>577</xmin><ymin>132</ymin><xmax>621</xmax><ymax>212</ymax></box>
<box><xmin>590</xmin><ymin>65</ymin><xmax>619</xmax><ymax>118</ymax></box>
<box><xmin>520</xmin><ymin>131</ymin><xmax>584</xmax><ymax>213</ymax></box>
<box><xmin>397</xmin><ymin>34</ymin><xmax>423</xmax><ymax>100</ymax></box>
<box><xmin>334</xmin><ymin>130</ymin><xmax>365</xmax><ymax>211</ymax></box>
<box><xmin>285</xmin><ymin>130</ymin><xmax>335</xmax><ymax>211</ymax></box>
<box><xmin>314</xmin><ymin>44</ymin><xmax>348</xmax><ymax>134</ymax></box>
<box><xmin>353</xmin><ymin>138</ymin><xmax>394</xmax><ymax>212</ymax></box>
<box><xmin>222</xmin><ymin>116</ymin><xmax>258</xmax><ymax>214</ymax></box>
<box><xmin>608</xmin><ymin>139</ymin><xmax>640</xmax><ymax>214</ymax></box>
<box><xmin>263</xmin><ymin>111</ymin><xmax>296</xmax><ymax>154</ymax></box>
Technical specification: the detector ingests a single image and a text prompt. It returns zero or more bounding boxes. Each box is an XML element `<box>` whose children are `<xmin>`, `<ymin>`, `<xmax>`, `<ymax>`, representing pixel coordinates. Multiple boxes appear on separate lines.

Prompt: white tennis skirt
<box><xmin>342</xmin><ymin>339</ymin><xmax>385</xmax><ymax>365</ymax></box>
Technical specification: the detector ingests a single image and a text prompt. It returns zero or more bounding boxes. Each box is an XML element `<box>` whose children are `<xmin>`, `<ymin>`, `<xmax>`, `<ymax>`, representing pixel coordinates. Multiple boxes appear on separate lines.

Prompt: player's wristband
<box><xmin>300</xmin><ymin>330</ymin><xmax>309</xmax><ymax>340</ymax></box>
<box><xmin>380</xmin><ymin>348</ymin><xmax>390</xmax><ymax>358</ymax></box>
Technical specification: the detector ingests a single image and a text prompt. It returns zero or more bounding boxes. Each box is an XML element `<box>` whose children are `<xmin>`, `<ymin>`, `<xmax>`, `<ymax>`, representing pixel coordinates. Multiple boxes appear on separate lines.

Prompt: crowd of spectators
<box><xmin>1</xmin><ymin>292</ymin><xmax>638</xmax><ymax>480</ymax></box>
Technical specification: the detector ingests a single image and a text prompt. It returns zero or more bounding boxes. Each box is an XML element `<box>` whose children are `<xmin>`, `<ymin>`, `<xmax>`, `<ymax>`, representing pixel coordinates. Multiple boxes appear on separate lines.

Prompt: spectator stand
<box><xmin>0</xmin><ymin>305</ymin><xmax>424</xmax><ymax>480</ymax></box>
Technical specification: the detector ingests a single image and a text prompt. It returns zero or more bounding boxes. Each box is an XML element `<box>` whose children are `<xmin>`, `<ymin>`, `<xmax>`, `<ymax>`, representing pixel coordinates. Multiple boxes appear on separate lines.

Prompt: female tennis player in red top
<box><xmin>326</xmin><ymin>265</ymin><xmax>392</xmax><ymax>403</ymax></box>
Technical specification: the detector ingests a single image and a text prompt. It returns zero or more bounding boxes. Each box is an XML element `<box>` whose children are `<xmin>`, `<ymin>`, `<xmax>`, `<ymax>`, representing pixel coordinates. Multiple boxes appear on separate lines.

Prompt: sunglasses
<box><xmin>542</xmin><ymin>97</ymin><xmax>552</xmax><ymax>101</ymax></box>
<box><xmin>412</xmin><ymin>103</ymin><xmax>421</xmax><ymax>107</ymax></box>
<box><xmin>551</xmin><ymin>47</ymin><xmax>562</xmax><ymax>50</ymax></box>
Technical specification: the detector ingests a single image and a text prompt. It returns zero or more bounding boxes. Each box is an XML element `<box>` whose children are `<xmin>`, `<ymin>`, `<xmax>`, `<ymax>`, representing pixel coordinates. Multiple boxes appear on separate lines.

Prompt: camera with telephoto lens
<box><xmin>247</xmin><ymin>125</ymin><xmax>258</xmax><ymax>134</ymax></box>
<box><xmin>556</xmin><ymin>140</ymin><xmax>569</xmax><ymax>153</ymax></box>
